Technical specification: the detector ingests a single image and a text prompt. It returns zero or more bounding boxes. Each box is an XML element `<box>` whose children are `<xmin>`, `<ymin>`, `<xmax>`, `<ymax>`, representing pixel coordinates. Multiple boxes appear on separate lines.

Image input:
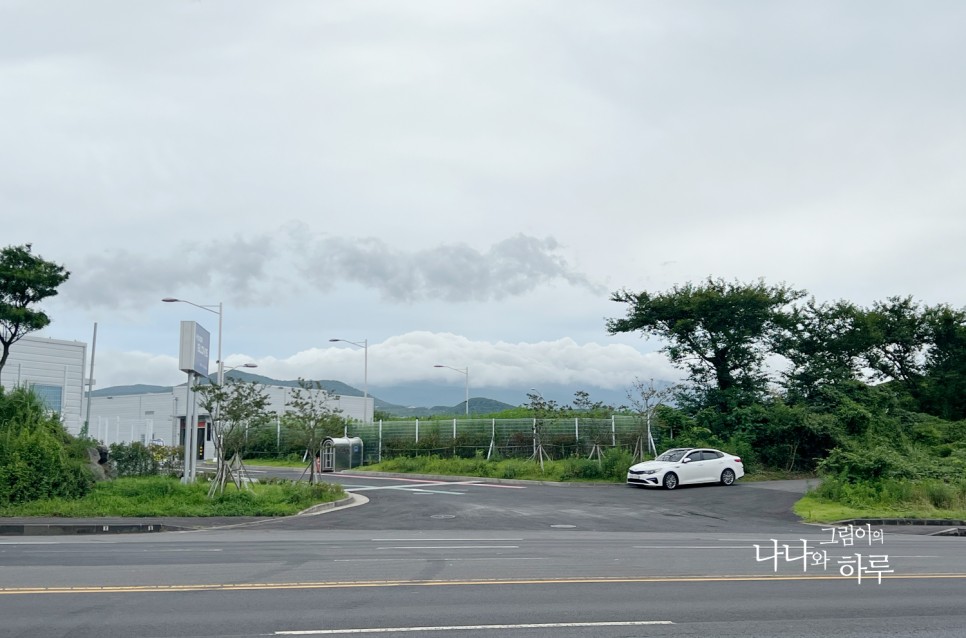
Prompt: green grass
<box><xmin>794</xmin><ymin>478</ymin><xmax>966</xmax><ymax>523</ymax></box>
<box><xmin>0</xmin><ymin>476</ymin><xmax>345</xmax><ymax>518</ymax></box>
<box><xmin>363</xmin><ymin>453</ymin><xmax>632</xmax><ymax>483</ymax></box>
<box><xmin>794</xmin><ymin>493</ymin><xmax>966</xmax><ymax>523</ymax></box>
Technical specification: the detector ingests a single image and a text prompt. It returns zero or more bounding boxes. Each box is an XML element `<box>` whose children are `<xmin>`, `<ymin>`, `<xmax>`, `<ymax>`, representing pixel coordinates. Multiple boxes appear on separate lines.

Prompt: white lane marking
<box><xmin>337</xmin><ymin>475</ymin><xmax>526</xmax><ymax>489</ymax></box>
<box><xmin>633</xmin><ymin>545</ymin><xmax>751</xmax><ymax>549</ymax></box>
<box><xmin>344</xmin><ymin>486</ymin><xmax>465</xmax><ymax>495</ymax></box>
<box><xmin>370</xmin><ymin>538</ymin><xmax>523</xmax><ymax>541</ymax></box>
<box><xmin>377</xmin><ymin>545</ymin><xmax>519</xmax><ymax>550</ymax></box>
<box><xmin>276</xmin><ymin>620</ymin><xmax>673</xmax><ymax>634</ymax></box>
<box><xmin>334</xmin><ymin>557</ymin><xmax>544</xmax><ymax>562</ymax></box>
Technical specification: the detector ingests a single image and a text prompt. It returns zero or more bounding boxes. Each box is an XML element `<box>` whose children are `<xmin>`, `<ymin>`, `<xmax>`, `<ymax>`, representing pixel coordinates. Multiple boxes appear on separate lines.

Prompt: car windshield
<box><xmin>656</xmin><ymin>449</ymin><xmax>689</xmax><ymax>462</ymax></box>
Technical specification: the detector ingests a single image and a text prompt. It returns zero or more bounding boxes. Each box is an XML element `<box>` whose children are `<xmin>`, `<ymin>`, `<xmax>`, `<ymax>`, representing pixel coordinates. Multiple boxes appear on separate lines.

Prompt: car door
<box><xmin>701</xmin><ymin>450</ymin><xmax>725</xmax><ymax>483</ymax></box>
<box><xmin>679</xmin><ymin>450</ymin><xmax>706</xmax><ymax>484</ymax></box>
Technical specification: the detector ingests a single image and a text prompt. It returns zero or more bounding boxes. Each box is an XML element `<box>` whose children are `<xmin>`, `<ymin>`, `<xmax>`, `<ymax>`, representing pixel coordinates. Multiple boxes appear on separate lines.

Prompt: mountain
<box><xmin>91</xmin><ymin>371</ymin><xmax>645</xmax><ymax>416</ymax></box>
<box><xmin>90</xmin><ymin>371</ymin><xmax>515</xmax><ymax>417</ymax></box>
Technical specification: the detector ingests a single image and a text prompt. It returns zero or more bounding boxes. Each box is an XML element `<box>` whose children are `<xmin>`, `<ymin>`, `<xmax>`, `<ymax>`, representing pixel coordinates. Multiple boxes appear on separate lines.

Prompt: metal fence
<box><xmin>87</xmin><ymin>415</ymin><xmax>660</xmax><ymax>465</ymax></box>
<box><xmin>344</xmin><ymin>416</ymin><xmax>653</xmax><ymax>463</ymax></box>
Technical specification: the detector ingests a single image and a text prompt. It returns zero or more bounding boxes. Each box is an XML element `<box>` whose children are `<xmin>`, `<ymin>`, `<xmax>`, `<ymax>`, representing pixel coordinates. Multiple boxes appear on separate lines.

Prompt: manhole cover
<box><xmin>431</xmin><ymin>514</ymin><xmax>456</xmax><ymax>519</ymax></box>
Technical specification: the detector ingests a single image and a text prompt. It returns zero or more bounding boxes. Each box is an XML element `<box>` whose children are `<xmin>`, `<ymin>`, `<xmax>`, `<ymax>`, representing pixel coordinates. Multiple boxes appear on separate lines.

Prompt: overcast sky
<box><xmin>3</xmin><ymin>1</ymin><xmax>964</xmax><ymax>404</ymax></box>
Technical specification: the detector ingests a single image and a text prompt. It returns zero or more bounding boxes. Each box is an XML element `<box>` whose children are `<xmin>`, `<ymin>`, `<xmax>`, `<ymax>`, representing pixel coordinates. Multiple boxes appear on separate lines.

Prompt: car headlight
<box><xmin>641</xmin><ymin>469</ymin><xmax>658</xmax><ymax>475</ymax></box>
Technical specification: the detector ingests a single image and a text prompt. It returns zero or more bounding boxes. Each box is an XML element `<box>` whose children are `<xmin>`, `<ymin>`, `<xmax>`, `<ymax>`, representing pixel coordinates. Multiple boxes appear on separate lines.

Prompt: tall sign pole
<box><xmin>178</xmin><ymin>321</ymin><xmax>210</xmax><ymax>483</ymax></box>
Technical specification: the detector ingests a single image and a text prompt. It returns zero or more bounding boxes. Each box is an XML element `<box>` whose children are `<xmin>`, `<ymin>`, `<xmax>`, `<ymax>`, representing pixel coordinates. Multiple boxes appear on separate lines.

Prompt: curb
<box><xmin>0</xmin><ymin>522</ymin><xmax>188</xmax><ymax>536</ymax></box>
<box><xmin>297</xmin><ymin>494</ymin><xmax>361</xmax><ymax>515</ymax></box>
<box><xmin>835</xmin><ymin>517</ymin><xmax>966</xmax><ymax>537</ymax></box>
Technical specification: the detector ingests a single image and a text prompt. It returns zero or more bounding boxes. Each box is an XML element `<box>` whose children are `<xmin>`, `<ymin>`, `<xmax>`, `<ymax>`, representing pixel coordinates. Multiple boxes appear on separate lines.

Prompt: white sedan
<box><xmin>626</xmin><ymin>447</ymin><xmax>744</xmax><ymax>489</ymax></box>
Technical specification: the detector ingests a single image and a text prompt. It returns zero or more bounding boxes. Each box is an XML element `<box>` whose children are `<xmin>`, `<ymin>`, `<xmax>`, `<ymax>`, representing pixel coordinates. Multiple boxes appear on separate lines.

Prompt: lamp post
<box><xmin>329</xmin><ymin>338</ymin><xmax>368</xmax><ymax>423</ymax></box>
<box><xmin>434</xmin><ymin>364</ymin><xmax>469</xmax><ymax>416</ymax></box>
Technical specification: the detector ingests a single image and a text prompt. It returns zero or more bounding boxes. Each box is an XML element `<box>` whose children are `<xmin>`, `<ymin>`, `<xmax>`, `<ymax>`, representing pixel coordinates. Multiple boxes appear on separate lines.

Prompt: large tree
<box><xmin>607</xmin><ymin>277</ymin><xmax>805</xmax><ymax>411</ymax></box>
<box><xmin>776</xmin><ymin>298</ymin><xmax>873</xmax><ymax>404</ymax></box>
<box><xmin>0</xmin><ymin>244</ymin><xmax>70</xmax><ymax>374</ymax></box>
<box><xmin>918</xmin><ymin>304</ymin><xmax>966</xmax><ymax>421</ymax></box>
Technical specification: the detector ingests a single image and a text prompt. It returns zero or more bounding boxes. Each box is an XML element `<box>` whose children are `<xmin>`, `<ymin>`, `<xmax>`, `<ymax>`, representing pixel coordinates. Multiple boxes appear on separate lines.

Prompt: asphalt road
<box><xmin>1</xmin><ymin>472</ymin><xmax>964</xmax><ymax>637</ymax></box>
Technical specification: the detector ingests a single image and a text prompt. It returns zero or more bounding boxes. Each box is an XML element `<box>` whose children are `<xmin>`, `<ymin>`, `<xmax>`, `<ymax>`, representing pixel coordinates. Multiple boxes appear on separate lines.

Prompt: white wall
<box><xmin>87</xmin><ymin>384</ymin><xmax>373</xmax><ymax>458</ymax></box>
<box><xmin>1</xmin><ymin>335</ymin><xmax>86</xmax><ymax>434</ymax></box>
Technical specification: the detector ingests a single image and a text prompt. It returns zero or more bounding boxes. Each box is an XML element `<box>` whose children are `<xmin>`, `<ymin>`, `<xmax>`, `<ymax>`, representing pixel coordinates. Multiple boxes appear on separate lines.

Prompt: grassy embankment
<box><xmin>0</xmin><ymin>475</ymin><xmax>344</xmax><ymax>518</ymax></box>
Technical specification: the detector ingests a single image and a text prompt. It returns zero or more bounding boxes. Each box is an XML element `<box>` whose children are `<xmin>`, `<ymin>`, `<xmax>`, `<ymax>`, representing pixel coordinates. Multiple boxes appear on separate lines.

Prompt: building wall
<box><xmin>87</xmin><ymin>384</ymin><xmax>372</xmax><ymax>459</ymax></box>
<box><xmin>0</xmin><ymin>335</ymin><xmax>87</xmax><ymax>434</ymax></box>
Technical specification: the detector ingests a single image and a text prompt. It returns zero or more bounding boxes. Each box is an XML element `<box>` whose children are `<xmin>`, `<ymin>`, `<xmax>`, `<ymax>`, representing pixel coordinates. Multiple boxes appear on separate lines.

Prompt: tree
<box><xmin>625</xmin><ymin>378</ymin><xmax>677</xmax><ymax>461</ymax></box>
<box><xmin>607</xmin><ymin>277</ymin><xmax>804</xmax><ymax>411</ymax></box>
<box><xmin>194</xmin><ymin>378</ymin><xmax>271</xmax><ymax>496</ymax></box>
<box><xmin>919</xmin><ymin>304</ymin><xmax>966</xmax><ymax>421</ymax></box>
<box><xmin>285</xmin><ymin>378</ymin><xmax>344</xmax><ymax>483</ymax></box>
<box><xmin>523</xmin><ymin>391</ymin><xmax>561</xmax><ymax>470</ymax></box>
<box><xmin>571</xmin><ymin>390</ymin><xmax>615</xmax><ymax>463</ymax></box>
<box><xmin>0</xmin><ymin>244</ymin><xmax>70</xmax><ymax>375</ymax></box>
<box><xmin>861</xmin><ymin>296</ymin><xmax>930</xmax><ymax>392</ymax></box>
<box><xmin>776</xmin><ymin>299</ymin><xmax>873</xmax><ymax>404</ymax></box>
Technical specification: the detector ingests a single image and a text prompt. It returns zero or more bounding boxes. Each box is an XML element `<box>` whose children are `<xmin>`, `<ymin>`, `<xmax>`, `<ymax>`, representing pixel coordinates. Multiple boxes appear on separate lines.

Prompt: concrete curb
<box><xmin>297</xmin><ymin>494</ymin><xmax>364</xmax><ymax>515</ymax></box>
<box><xmin>0</xmin><ymin>521</ymin><xmax>188</xmax><ymax>536</ymax></box>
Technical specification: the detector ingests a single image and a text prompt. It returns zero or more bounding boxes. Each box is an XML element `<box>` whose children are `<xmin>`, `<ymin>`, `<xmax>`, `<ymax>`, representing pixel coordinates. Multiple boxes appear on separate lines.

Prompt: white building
<box><xmin>86</xmin><ymin>384</ymin><xmax>372</xmax><ymax>461</ymax></box>
<box><xmin>0</xmin><ymin>334</ymin><xmax>87</xmax><ymax>434</ymax></box>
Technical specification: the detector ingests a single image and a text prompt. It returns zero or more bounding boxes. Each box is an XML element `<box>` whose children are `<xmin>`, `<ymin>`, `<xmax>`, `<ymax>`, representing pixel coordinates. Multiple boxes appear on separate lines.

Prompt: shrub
<box><xmin>110</xmin><ymin>442</ymin><xmax>160</xmax><ymax>477</ymax></box>
<box><xmin>0</xmin><ymin>387</ymin><xmax>94</xmax><ymax>505</ymax></box>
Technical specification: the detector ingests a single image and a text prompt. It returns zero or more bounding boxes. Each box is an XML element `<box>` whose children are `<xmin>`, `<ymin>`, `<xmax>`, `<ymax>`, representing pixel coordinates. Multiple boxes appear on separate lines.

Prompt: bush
<box><xmin>0</xmin><ymin>387</ymin><xmax>94</xmax><ymax>505</ymax></box>
<box><xmin>109</xmin><ymin>442</ymin><xmax>160</xmax><ymax>477</ymax></box>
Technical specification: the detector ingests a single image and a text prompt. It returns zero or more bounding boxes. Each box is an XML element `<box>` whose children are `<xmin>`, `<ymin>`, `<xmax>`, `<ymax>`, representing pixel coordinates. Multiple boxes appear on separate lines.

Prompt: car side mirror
<box><xmin>682</xmin><ymin>457</ymin><xmax>690</xmax><ymax>463</ymax></box>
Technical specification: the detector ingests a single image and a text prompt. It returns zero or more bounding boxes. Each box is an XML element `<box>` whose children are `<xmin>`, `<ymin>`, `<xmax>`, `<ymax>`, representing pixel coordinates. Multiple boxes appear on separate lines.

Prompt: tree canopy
<box><xmin>607</xmin><ymin>277</ymin><xmax>804</xmax><ymax>409</ymax></box>
<box><xmin>0</xmin><ymin>244</ymin><xmax>70</xmax><ymax>374</ymax></box>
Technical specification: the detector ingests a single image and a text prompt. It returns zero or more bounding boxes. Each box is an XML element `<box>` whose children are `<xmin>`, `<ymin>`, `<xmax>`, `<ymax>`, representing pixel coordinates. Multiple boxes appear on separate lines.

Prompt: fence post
<box><xmin>453</xmin><ymin>418</ymin><xmax>457</xmax><ymax>440</ymax></box>
<box><xmin>575</xmin><ymin>417</ymin><xmax>579</xmax><ymax>441</ymax></box>
<box><xmin>612</xmin><ymin>415</ymin><xmax>616</xmax><ymax>447</ymax></box>
<box><xmin>378</xmin><ymin>419</ymin><xmax>383</xmax><ymax>463</ymax></box>
<box><xmin>415</xmin><ymin>418</ymin><xmax>419</xmax><ymax>443</ymax></box>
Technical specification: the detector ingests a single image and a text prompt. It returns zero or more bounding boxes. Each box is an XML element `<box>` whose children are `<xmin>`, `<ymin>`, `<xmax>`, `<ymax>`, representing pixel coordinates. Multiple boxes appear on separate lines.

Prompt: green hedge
<box><xmin>0</xmin><ymin>386</ymin><xmax>94</xmax><ymax>505</ymax></box>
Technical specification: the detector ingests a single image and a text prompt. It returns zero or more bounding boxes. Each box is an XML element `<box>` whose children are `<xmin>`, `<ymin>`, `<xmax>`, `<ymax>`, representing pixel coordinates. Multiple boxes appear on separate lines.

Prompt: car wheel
<box><xmin>663</xmin><ymin>472</ymin><xmax>678</xmax><ymax>490</ymax></box>
<box><xmin>720</xmin><ymin>469</ymin><xmax>736</xmax><ymax>486</ymax></box>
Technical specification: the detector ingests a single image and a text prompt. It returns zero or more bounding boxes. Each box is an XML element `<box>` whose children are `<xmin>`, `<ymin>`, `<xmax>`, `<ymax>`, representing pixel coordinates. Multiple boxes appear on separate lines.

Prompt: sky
<box><xmin>3</xmin><ymin>1</ymin><xmax>965</xmax><ymax>407</ymax></box>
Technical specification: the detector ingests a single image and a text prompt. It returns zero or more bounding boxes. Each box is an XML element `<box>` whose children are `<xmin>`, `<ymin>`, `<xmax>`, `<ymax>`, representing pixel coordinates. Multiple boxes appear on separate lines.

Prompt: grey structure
<box><xmin>0</xmin><ymin>335</ymin><xmax>87</xmax><ymax>434</ymax></box>
<box><xmin>86</xmin><ymin>385</ymin><xmax>372</xmax><ymax>461</ymax></box>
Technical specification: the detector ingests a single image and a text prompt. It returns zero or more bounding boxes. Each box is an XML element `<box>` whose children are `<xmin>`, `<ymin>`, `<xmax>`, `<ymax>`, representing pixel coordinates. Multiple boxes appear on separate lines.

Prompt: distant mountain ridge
<box><xmin>90</xmin><ymin>371</ymin><xmax>516</xmax><ymax>417</ymax></box>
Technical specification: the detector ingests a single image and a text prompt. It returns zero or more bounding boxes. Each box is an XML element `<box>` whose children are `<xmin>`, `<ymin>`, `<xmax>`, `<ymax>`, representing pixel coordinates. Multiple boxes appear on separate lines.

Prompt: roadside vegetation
<box><xmin>366</xmin><ymin>448</ymin><xmax>635</xmax><ymax>483</ymax></box>
<box><xmin>0</xmin><ymin>475</ymin><xmax>344</xmax><ymax>517</ymax></box>
<box><xmin>0</xmin><ymin>385</ymin><xmax>343</xmax><ymax>517</ymax></box>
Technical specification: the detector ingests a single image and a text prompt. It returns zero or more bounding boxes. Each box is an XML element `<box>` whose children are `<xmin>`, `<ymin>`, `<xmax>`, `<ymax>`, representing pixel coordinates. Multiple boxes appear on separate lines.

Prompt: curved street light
<box><xmin>329</xmin><ymin>338</ymin><xmax>369</xmax><ymax>423</ymax></box>
<box><xmin>434</xmin><ymin>364</ymin><xmax>469</xmax><ymax>416</ymax></box>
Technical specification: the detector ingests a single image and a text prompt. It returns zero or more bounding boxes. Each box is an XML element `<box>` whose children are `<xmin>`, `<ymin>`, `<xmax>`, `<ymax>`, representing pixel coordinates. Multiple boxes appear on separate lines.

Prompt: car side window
<box><xmin>685</xmin><ymin>451</ymin><xmax>703</xmax><ymax>462</ymax></box>
<box><xmin>703</xmin><ymin>451</ymin><xmax>722</xmax><ymax>460</ymax></box>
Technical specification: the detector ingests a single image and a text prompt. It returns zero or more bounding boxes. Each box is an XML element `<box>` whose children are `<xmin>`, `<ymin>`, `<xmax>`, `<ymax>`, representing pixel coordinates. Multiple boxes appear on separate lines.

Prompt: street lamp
<box><xmin>329</xmin><ymin>338</ymin><xmax>368</xmax><ymax>423</ymax></box>
<box><xmin>225</xmin><ymin>362</ymin><xmax>258</xmax><ymax>374</ymax></box>
<box><xmin>434</xmin><ymin>364</ymin><xmax>469</xmax><ymax>416</ymax></box>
